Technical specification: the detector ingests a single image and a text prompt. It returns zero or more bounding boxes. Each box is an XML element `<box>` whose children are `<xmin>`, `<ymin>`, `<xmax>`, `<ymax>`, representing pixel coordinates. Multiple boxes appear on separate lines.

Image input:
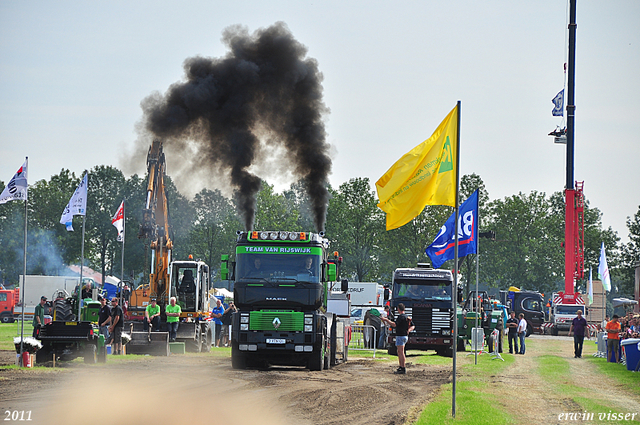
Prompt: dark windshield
<box><xmin>392</xmin><ymin>279</ymin><xmax>451</xmax><ymax>300</ymax></box>
<box><xmin>236</xmin><ymin>253</ymin><xmax>321</xmax><ymax>283</ymax></box>
<box><xmin>555</xmin><ymin>305</ymin><xmax>585</xmax><ymax>315</ymax></box>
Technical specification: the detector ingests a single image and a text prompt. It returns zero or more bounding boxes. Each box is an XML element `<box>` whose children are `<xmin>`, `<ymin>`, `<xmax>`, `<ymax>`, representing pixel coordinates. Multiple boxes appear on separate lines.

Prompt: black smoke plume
<box><xmin>142</xmin><ymin>22</ymin><xmax>331</xmax><ymax>231</ymax></box>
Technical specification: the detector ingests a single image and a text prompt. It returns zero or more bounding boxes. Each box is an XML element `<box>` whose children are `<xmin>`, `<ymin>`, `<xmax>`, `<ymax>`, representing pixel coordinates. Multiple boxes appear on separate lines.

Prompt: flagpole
<box><xmin>120</xmin><ymin>199</ymin><xmax>125</xmax><ymax>307</ymax></box>
<box><xmin>451</xmin><ymin>100</ymin><xmax>461</xmax><ymax>418</ymax></box>
<box><xmin>19</xmin><ymin>157</ymin><xmax>28</xmax><ymax>366</ymax></box>
<box><xmin>474</xmin><ymin>223</ymin><xmax>479</xmax><ymax>365</ymax></box>
<box><xmin>77</xmin><ymin>172</ymin><xmax>88</xmax><ymax>321</ymax></box>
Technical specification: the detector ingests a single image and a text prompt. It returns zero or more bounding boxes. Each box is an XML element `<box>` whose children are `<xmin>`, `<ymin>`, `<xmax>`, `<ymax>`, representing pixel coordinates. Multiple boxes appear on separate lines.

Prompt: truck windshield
<box><xmin>236</xmin><ymin>253</ymin><xmax>321</xmax><ymax>283</ymax></box>
<box><xmin>393</xmin><ymin>280</ymin><xmax>451</xmax><ymax>300</ymax></box>
<box><xmin>555</xmin><ymin>305</ymin><xmax>585</xmax><ymax>315</ymax></box>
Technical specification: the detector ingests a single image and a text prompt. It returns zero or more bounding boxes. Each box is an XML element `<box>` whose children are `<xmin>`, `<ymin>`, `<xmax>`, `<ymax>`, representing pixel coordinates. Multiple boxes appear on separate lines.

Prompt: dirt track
<box><xmin>0</xmin><ymin>350</ymin><xmax>450</xmax><ymax>425</ymax></box>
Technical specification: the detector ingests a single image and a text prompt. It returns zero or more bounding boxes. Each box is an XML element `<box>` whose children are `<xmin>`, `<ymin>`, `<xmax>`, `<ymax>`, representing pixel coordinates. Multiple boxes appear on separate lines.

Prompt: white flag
<box><xmin>112</xmin><ymin>201</ymin><xmax>124</xmax><ymax>242</ymax></box>
<box><xmin>598</xmin><ymin>242</ymin><xmax>611</xmax><ymax>292</ymax></box>
<box><xmin>60</xmin><ymin>173</ymin><xmax>88</xmax><ymax>231</ymax></box>
<box><xmin>0</xmin><ymin>161</ymin><xmax>28</xmax><ymax>204</ymax></box>
<box><xmin>588</xmin><ymin>267</ymin><xmax>593</xmax><ymax>305</ymax></box>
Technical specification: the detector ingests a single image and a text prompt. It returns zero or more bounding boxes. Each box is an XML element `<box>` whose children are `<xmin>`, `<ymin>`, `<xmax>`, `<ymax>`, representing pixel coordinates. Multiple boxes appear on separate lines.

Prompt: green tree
<box><xmin>252</xmin><ymin>182</ymin><xmax>299</xmax><ymax>231</ymax></box>
<box><xmin>325</xmin><ymin>178</ymin><xmax>385</xmax><ymax>282</ymax></box>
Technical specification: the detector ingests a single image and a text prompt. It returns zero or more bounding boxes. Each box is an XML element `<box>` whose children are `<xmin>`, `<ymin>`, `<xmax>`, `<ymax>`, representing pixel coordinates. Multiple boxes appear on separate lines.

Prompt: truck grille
<box><xmin>249</xmin><ymin>311</ymin><xmax>304</xmax><ymax>332</ymax></box>
<box><xmin>405</xmin><ymin>307</ymin><xmax>451</xmax><ymax>335</ymax></box>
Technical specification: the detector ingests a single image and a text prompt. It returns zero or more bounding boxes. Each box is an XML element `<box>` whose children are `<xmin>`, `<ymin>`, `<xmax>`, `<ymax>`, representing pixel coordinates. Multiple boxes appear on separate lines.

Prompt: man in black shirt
<box><xmin>98</xmin><ymin>296</ymin><xmax>111</xmax><ymax>340</ymax></box>
<box><xmin>381</xmin><ymin>303</ymin><xmax>414</xmax><ymax>374</ymax></box>
<box><xmin>108</xmin><ymin>297</ymin><xmax>124</xmax><ymax>355</ymax></box>
<box><xmin>506</xmin><ymin>311</ymin><xmax>519</xmax><ymax>354</ymax></box>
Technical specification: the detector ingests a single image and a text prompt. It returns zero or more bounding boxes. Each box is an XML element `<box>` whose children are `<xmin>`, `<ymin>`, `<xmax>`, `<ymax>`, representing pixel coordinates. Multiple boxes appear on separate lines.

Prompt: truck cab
<box><xmin>387</xmin><ymin>265</ymin><xmax>455</xmax><ymax>357</ymax></box>
<box><xmin>499</xmin><ymin>289</ymin><xmax>545</xmax><ymax>335</ymax></box>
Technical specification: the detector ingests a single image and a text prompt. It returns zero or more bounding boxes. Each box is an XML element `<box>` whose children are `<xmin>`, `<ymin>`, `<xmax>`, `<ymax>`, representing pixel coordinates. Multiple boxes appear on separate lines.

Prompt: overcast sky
<box><xmin>1</xmin><ymin>1</ymin><xmax>638</xmax><ymax>242</ymax></box>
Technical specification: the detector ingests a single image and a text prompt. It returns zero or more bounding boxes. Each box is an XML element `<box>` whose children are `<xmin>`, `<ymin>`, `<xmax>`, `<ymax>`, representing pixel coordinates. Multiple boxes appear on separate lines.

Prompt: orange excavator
<box><xmin>127</xmin><ymin>140</ymin><xmax>213</xmax><ymax>355</ymax></box>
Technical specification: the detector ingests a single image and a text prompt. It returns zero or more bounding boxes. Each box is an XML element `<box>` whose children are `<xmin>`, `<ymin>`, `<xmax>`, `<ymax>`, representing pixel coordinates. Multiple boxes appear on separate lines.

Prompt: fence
<box><xmin>348</xmin><ymin>324</ymin><xmax>378</xmax><ymax>358</ymax></box>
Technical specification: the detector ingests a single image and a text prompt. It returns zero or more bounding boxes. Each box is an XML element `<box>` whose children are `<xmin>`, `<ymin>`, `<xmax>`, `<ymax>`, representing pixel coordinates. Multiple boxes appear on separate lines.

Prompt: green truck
<box><xmin>223</xmin><ymin>230</ymin><xmax>349</xmax><ymax>370</ymax></box>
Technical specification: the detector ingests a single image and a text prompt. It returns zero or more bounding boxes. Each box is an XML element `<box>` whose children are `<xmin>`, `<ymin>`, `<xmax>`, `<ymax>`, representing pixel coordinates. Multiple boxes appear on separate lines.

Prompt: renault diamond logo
<box><xmin>272</xmin><ymin>317</ymin><xmax>281</xmax><ymax>329</ymax></box>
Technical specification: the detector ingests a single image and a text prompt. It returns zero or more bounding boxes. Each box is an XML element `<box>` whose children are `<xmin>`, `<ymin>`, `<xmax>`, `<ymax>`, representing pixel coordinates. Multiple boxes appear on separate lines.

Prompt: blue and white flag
<box><xmin>60</xmin><ymin>173</ymin><xmax>88</xmax><ymax>231</ymax></box>
<box><xmin>598</xmin><ymin>242</ymin><xmax>611</xmax><ymax>292</ymax></box>
<box><xmin>0</xmin><ymin>160</ymin><xmax>28</xmax><ymax>204</ymax></box>
<box><xmin>425</xmin><ymin>190</ymin><xmax>478</xmax><ymax>269</ymax></box>
<box><xmin>552</xmin><ymin>89</ymin><xmax>564</xmax><ymax>117</ymax></box>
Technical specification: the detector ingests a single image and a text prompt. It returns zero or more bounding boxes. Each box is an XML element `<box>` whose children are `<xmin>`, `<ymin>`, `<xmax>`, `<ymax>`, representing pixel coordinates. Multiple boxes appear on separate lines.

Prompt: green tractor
<box><xmin>457</xmin><ymin>291</ymin><xmax>507</xmax><ymax>353</ymax></box>
<box><xmin>36</xmin><ymin>290</ymin><xmax>107</xmax><ymax>364</ymax></box>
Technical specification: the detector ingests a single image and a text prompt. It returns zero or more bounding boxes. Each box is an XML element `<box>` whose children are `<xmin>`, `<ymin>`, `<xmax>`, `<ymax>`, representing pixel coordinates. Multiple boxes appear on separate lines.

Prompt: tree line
<box><xmin>0</xmin><ymin>167</ymin><xmax>638</xmax><ymax>300</ymax></box>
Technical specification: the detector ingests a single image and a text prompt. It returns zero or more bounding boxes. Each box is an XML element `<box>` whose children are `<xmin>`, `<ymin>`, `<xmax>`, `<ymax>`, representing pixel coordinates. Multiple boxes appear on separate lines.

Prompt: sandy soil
<box><xmin>0</xmin><ymin>350</ymin><xmax>450</xmax><ymax>425</ymax></box>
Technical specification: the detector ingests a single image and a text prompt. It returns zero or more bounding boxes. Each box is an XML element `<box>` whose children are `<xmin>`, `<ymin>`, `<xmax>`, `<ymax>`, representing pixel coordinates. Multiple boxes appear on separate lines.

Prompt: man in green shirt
<box><xmin>32</xmin><ymin>296</ymin><xmax>47</xmax><ymax>337</ymax></box>
<box><xmin>165</xmin><ymin>297</ymin><xmax>181</xmax><ymax>342</ymax></box>
<box><xmin>143</xmin><ymin>298</ymin><xmax>161</xmax><ymax>332</ymax></box>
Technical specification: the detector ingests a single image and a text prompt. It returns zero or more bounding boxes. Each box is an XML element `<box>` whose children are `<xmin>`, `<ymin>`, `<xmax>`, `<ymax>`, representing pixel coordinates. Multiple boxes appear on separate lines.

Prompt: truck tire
<box><xmin>526</xmin><ymin>322</ymin><xmax>532</xmax><ymax>337</ymax></box>
<box><xmin>551</xmin><ymin>326</ymin><xmax>558</xmax><ymax>336</ymax></box>
<box><xmin>308</xmin><ymin>337</ymin><xmax>324</xmax><ymax>371</ymax></box>
<box><xmin>457</xmin><ymin>338</ymin><xmax>466</xmax><ymax>352</ymax></box>
<box><xmin>363</xmin><ymin>311</ymin><xmax>382</xmax><ymax>349</ymax></box>
<box><xmin>98</xmin><ymin>345</ymin><xmax>107</xmax><ymax>363</ymax></box>
<box><xmin>0</xmin><ymin>313</ymin><xmax>13</xmax><ymax>323</ymax></box>
<box><xmin>387</xmin><ymin>344</ymin><xmax>398</xmax><ymax>356</ymax></box>
<box><xmin>84</xmin><ymin>344</ymin><xmax>97</xmax><ymax>364</ymax></box>
<box><xmin>231</xmin><ymin>344</ymin><xmax>246</xmax><ymax>370</ymax></box>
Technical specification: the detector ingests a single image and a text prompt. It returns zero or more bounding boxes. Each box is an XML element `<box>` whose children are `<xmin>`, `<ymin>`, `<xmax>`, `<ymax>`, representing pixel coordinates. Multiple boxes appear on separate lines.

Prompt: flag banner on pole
<box><xmin>0</xmin><ymin>161</ymin><xmax>28</xmax><ymax>204</ymax></box>
<box><xmin>588</xmin><ymin>267</ymin><xmax>593</xmax><ymax>305</ymax></box>
<box><xmin>598</xmin><ymin>242</ymin><xmax>611</xmax><ymax>292</ymax></box>
<box><xmin>60</xmin><ymin>173</ymin><xmax>88</xmax><ymax>232</ymax></box>
<box><xmin>112</xmin><ymin>201</ymin><xmax>124</xmax><ymax>242</ymax></box>
<box><xmin>376</xmin><ymin>104</ymin><xmax>458</xmax><ymax>230</ymax></box>
<box><xmin>425</xmin><ymin>190</ymin><xmax>478</xmax><ymax>269</ymax></box>
<box><xmin>552</xmin><ymin>89</ymin><xmax>564</xmax><ymax>117</ymax></box>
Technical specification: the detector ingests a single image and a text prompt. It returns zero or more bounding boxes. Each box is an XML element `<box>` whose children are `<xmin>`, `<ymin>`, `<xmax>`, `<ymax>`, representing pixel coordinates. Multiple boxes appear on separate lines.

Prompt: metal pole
<box><xmin>475</xmin><ymin>234</ymin><xmax>479</xmax><ymax>365</ymax></box>
<box><xmin>78</xmin><ymin>214</ymin><xmax>85</xmax><ymax>321</ymax></box>
<box><xmin>566</xmin><ymin>0</ymin><xmax>577</xmax><ymax>190</ymax></box>
<box><xmin>451</xmin><ymin>100</ymin><xmax>461</xmax><ymax>418</ymax></box>
<box><xmin>120</xmin><ymin>200</ymin><xmax>125</xmax><ymax>307</ymax></box>
<box><xmin>19</xmin><ymin>157</ymin><xmax>28</xmax><ymax>365</ymax></box>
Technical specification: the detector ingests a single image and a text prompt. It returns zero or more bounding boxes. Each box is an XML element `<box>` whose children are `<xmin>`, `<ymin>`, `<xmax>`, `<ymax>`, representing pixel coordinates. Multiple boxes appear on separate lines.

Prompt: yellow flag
<box><xmin>376</xmin><ymin>104</ymin><xmax>458</xmax><ymax>230</ymax></box>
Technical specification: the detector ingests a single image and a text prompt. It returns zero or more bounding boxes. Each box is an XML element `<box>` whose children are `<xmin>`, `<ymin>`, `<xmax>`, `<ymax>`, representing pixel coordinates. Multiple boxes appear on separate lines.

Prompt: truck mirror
<box><xmin>384</xmin><ymin>288</ymin><xmax>390</xmax><ymax>301</ymax></box>
<box><xmin>341</xmin><ymin>279</ymin><xmax>348</xmax><ymax>293</ymax></box>
<box><xmin>327</xmin><ymin>263</ymin><xmax>337</xmax><ymax>282</ymax></box>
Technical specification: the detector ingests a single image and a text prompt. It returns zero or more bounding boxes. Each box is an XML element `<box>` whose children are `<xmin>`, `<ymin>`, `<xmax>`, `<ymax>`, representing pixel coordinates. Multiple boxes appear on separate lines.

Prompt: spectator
<box><xmin>98</xmin><ymin>296</ymin><xmax>111</xmax><ymax>340</ymax></box>
<box><xmin>381</xmin><ymin>303</ymin><xmax>414</xmax><ymax>374</ymax></box>
<box><xmin>108</xmin><ymin>297</ymin><xmax>124</xmax><ymax>355</ymax></box>
<box><xmin>143</xmin><ymin>298</ymin><xmax>161</xmax><ymax>332</ymax></box>
<box><xmin>165</xmin><ymin>296</ymin><xmax>181</xmax><ymax>342</ymax></box>
<box><xmin>568</xmin><ymin>309</ymin><xmax>588</xmax><ymax>358</ymax></box>
<box><xmin>220</xmin><ymin>302</ymin><xmax>237</xmax><ymax>347</ymax></box>
<box><xmin>605</xmin><ymin>315</ymin><xmax>622</xmax><ymax>363</ymax></box>
<box><xmin>517</xmin><ymin>313</ymin><xmax>527</xmax><ymax>355</ymax></box>
<box><xmin>210</xmin><ymin>298</ymin><xmax>225</xmax><ymax>347</ymax></box>
<box><xmin>32</xmin><ymin>296</ymin><xmax>46</xmax><ymax>337</ymax></box>
<box><xmin>601</xmin><ymin>315</ymin><xmax>609</xmax><ymax>331</ymax></box>
<box><xmin>506</xmin><ymin>311</ymin><xmax>519</xmax><ymax>354</ymax></box>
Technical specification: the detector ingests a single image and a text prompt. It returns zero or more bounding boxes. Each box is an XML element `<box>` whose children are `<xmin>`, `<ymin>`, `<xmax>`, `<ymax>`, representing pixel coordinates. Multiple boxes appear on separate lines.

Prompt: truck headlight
<box><xmin>304</xmin><ymin>325</ymin><xmax>313</xmax><ymax>332</ymax></box>
<box><xmin>240</xmin><ymin>324</ymin><xmax>249</xmax><ymax>331</ymax></box>
<box><xmin>442</xmin><ymin>329</ymin><xmax>452</xmax><ymax>336</ymax></box>
<box><xmin>304</xmin><ymin>317</ymin><xmax>313</xmax><ymax>325</ymax></box>
<box><xmin>240</xmin><ymin>315</ymin><xmax>249</xmax><ymax>324</ymax></box>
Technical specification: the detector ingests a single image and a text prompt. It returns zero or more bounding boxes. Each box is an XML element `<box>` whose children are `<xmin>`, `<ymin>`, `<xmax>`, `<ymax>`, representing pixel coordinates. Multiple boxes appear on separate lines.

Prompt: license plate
<box><xmin>266</xmin><ymin>338</ymin><xmax>286</xmax><ymax>344</ymax></box>
<box><xmin>65</xmin><ymin>322</ymin><xmax>77</xmax><ymax>326</ymax></box>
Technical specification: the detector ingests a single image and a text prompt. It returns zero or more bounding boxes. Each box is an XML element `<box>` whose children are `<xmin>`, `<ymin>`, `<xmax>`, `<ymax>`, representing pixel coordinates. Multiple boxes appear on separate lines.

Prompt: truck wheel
<box><xmin>457</xmin><ymin>338</ymin><xmax>466</xmax><ymax>352</ymax></box>
<box><xmin>0</xmin><ymin>313</ymin><xmax>12</xmax><ymax>323</ymax></box>
<box><xmin>231</xmin><ymin>344</ymin><xmax>246</xmax><ymax>370</ymax></box>
<box><xmin>526</xmin><ymin>323</ymin><xmax>532</xmax><ymax>337</ymax></box>
<box><xmin>308</xmin><ymin>337</ymin><xmax>324</xmax><ymax>371</ymax></box>
<box><xmin>387</xmin><ymin>344</ymin><xmax>398</xmax><ymax>356</ymax></box>
<box><xmin>84</xmin><ymin>344</ymin><xmax>97</xmax><ymax>364</ymax></box>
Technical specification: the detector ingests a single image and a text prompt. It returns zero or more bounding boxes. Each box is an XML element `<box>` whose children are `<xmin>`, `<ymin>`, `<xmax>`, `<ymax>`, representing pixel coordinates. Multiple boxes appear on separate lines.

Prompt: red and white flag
<box><xmin>0</xmin><ymin>160</ymin><xmax>28</xmax><ymax>204</ymax></box>
<box><xmin>112</xmin><ymin>201</ymin><xmax>124</xmax><ymax>242</ymax></box>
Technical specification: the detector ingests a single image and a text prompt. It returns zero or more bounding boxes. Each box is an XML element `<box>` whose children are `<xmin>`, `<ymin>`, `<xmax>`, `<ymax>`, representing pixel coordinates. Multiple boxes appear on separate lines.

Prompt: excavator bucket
<box><xmin>126</xmin><ymin>331</ymin><xmax>170</xmax><ymax>356</ymax></box>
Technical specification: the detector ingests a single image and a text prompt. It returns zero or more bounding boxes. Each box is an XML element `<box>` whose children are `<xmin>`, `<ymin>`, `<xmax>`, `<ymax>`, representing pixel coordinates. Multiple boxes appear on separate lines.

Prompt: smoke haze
<box><xmin>139</xmin><ymin>22</ymin><xmax>331</xmax><ymax>231</ymax></box>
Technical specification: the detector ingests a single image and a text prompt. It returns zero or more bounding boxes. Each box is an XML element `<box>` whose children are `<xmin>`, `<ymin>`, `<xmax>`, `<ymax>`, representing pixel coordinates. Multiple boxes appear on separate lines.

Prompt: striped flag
<box><xmin>112</xmin><ymin>201</ymin><xmax>124</xmax><ymax>242</ymax></box>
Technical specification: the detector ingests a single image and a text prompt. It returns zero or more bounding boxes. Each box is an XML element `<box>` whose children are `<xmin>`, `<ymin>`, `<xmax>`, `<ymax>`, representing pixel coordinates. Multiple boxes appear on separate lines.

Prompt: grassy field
<box><xmin>0</xmin><ymin>321</ymin><xmax>34</xmax><ymax>350</ymax></box>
